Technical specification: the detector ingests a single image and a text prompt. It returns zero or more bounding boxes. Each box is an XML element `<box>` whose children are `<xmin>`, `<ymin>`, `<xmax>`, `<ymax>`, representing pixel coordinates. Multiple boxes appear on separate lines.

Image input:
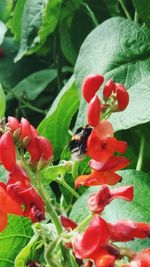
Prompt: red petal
<box><xmin>107</xmin><ymin>137</ymin><xmax>127</xmax><ymax>153</ymax></box>
<box><xmin>0</xmin><ymin>132</ymin><xmax>16</xmax><ymax>171</ymax></box>
<box><xmin>95</xmin><ymin>121</ymin><xmax>113</xmax><ymax>139</ymax></box>
<box><xmin>73</xmin><ymin>215</ymin><xmax>110</xmax><ymax>259</ymax></box>
<box><xmin>90</xmin><ymin>156</ymin><xmax>130</xmax><ymax>172</ymax></box>
<box><xmin>60</xmin><ymin>215</ymin><xmax>77</xmax><ymax>230</ymax></box>
<box><xmin>0</xmin><ymin>211</ymin><xmax>8</xmax><ymax>232</ymax></box>
<box><xmin>82</xmin><ymin>74</ymin><xmax>104</xmax><ymax>103</ymax></box>
<box><xmin>87</xmin><ymin>95</ymin><xmax>101</xmax><ymax>127</ymax></box>
<box><xmin>111</xmin><ymin>185</ymin><xmax>134</xmax><ymax>202</ymax></box>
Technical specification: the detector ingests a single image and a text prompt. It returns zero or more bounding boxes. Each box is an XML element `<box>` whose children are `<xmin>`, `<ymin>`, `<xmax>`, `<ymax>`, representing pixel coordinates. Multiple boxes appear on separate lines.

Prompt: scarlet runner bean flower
<box><xmin>0</xmin><ymin>131</ymin><xmax>16</xmax><ymax>171</ymax></box>
<box><xmin>0</xmin><ymin>182</ymin><xmax>23</xmax><ymax>231</ymax></box>
<box><xmin>82</xmin><ymin>74</ymin><xmax>104</xmax><ymax>103</ymax></box>
<box><xmin>75</xmin><ymin>155</ymin><xmax>129</xmax><ymax>187</ymax></box>
<box><xmin>88</xmin><ymin>185</ymin><xmax>133</xmax><ymax>213</ymax></box>
<box><xmin>7</xmin><ymin>165</ymin><xmax>45</xmax><ymax>222</ymax></box>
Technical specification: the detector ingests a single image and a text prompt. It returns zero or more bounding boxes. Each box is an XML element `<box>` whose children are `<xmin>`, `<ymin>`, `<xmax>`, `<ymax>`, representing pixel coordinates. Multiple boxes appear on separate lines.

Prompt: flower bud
<box><xmin>35</xmin><ymin>136</ymin><xmax>53</xmax><ymax>161</ymax></box>
<box><xmin>115</xmin><ymin>84</ymin><xmax>129</xmax><ymax>111</ymax></box>
<box><xmin>7</xmin><ymin>116</ymin><xmax>20</xmax><ymax>133</ymax></box>
<box><xmin>60</xmin><ymin>215</ymin><xmax>77</xmax><ymax>231</ymax></box>
<box><xmin>87</xmin><ymin>95</ymin><xmax>101</xmax><ymax>127</ymax></box>
<box><xmin>103</xmin><ymin>79</ymin><xmax>115</xmax><ymax>99</ymax></box>
<box><xmin>20</xmin><ymin>118</ymin><xmax>32</xmax><ymax>140</ymax></box>
<box><xmin>0</xmin><ymin>132</ymin><xmax>16</xmax><ymax>171</ymax></box>
<box><xmin>82</xmin><ymin>74</ymin><xmax>104</xmax><ymax>103</ymax></box>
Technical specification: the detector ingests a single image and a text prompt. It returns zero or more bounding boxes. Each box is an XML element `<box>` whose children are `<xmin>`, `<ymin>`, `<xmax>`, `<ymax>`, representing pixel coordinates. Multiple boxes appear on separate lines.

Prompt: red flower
<box><xmin>87</xmin><ymin>95</ymin><xmax>101</xmax><ymax>127</ymax></box>
<box><xmin>0</xmin><ymin>182</ymin><xmax>22</xmax><ymax>231</ymax></box>
<box><xmin>0</xmin><ymin>132</ymin><xmax>16</xmax><ymax>171</ymax></box>
<box><xmin>7</xmin><ymin>165</ymin><xmax>45</xmax><ymax>223</ymax></box>
<box><xmin>35</xmin><ymin>136</ymin><xmax>53</xmax><ymax>161</ymax></box>
<box><xmin>82</xmin><ymin>74</ymin><xmax>104</xmax><ymax>103</ymax></box>
<box><xmin>86</xmin><ymin>121</ymin><xmax>127</xmax><ymax>163</ymax></box>
<box><xmin>73</xmin><ymin>215</ymin><xmax>110</xmax><ymax>259</ymax></box>
<box><xmin>75</xmin><ymin>155</ymin><xmax>129</xmax><ymax>188</ymax></box>
<box><xmin>103</xmin><ymin>79</ymin><xmax>115</xmax><ymax>99</ymax></box>
<box><xmin>115</xmin><ymin>83</ymin><xmax>129</xmax><ymax>111</ymax></box>
<box><xmin>108</xmin><ymin>220</ymin><xmax>150</xmax><ymax>242</ymax></box>
<box><xmin>88</xmin><ymin>185</ymin><xmax>133</xmax><ymax>213</ymax></box>
<box><xmin>121</xmin><ymin>249</ymin><xmax>150</xmax><ymax>267</ymax></box>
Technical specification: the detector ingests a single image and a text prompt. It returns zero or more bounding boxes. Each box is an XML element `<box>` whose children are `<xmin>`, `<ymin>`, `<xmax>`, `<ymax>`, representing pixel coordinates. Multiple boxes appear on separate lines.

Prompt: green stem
<box><xmin>136</xmin><ymin>135</ymin><xmax>145</xmax><ymax>171</ymax></box>
<box><xmin>134</xmin><ymin>11</ymin><xmax>139</xmax><ymax>23</ymax></box>
<box><xmin>73</xmin><ymin>214</ymin><xmax>93</xmax><ymax>232</ymax></box>
<box><xmin>82</xmin><ymin>3</ymin><xmax>99</xmax><ymax>27</ymax></box>
<box><xmin>118</xmin><ymin>0</ymin><xmax>132</xmax><ymax>20</ymax></box>
<box><xmin>72</xmin><ymin>160</ymin><xmax>80</xmax><ymax>181</ymax></box>
<box><xmin>58</xmin><ymin>178</ymin><xmax>80</xmax><ymax>199</ymax></box>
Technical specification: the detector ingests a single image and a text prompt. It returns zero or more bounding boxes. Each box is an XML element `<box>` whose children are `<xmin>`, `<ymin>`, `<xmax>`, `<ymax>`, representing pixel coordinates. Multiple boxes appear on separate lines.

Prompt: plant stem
<box><xmin>136</xmin><ymin>135</ymin><xmax>145</xmax><ymax>171</ymax></box>
<box><xmin>134</xmin><ymin>11</ymin><xmax>139</xmax><ymax>23</ymax></box>
<box><xmin>82</xmin><ymin>3</ymin><xmax>99</xmax><ymax>27</ymax></box>
<box><xmin>72</xmin><ymin>160</ymin><xmax>80</xmax><ymax>181</ymax></box>
<box><xmin>58</xmin><ymin>178</ymin><xmax>80</xmax><ymax>199</ymax></box>
<box><xmin>118</xmin><ymin>0</ymin><xmax>132</xmax><ymax>21</ymax></box>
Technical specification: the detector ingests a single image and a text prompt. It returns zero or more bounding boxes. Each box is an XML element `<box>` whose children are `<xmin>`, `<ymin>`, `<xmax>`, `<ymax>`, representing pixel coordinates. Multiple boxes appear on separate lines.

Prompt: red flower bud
<box><xmin>82</xmin><ymin>74</ymin><xmax>104</xmax><ymax>103</ymax></box>
<box><xmin>103</xmin><ymin>79</ymin><xmax>115</xmax><ymax>99</ymax></box>
<box><xmin>20</xmin><ymin>118</ymin><xmax>32</xmax><ymax>140</ymax></box>
<box><xmin>0</xmin><ymin>132</ymin><xmax>16</xmax><ymax>171</ymax></box>
<box><xmin>87</xmin><ymin>95</ymin><xmax>101</xmax><ymax>127</ymax></box>
<box><xmin>8</xmin><ymin>116</ymin><xmax>20</xmax><ymax>132</ymax></box>
<box><xmin>35</xmin><ymin>136</ymin><xmax>53</xmax><ymax>160</ymax></box>
<box><xmin>60</xmin><ymin>215</ymin><xmax>77</xmax><ymax>231</ymax></box>
<box><xmin>93</xmin><ymin>251</ymin><xmax>116</xmax><ymax>267</ymax></box>
<box><xmin>115</xmin><ymin>84</ymin><xmax>129</xmax><ymax>111</ymax></box>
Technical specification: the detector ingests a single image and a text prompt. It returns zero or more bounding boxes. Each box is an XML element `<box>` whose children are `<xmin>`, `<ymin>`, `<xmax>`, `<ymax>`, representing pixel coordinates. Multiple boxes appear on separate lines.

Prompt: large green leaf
<box><xmin>74</xmin><ymin>17</ymin><xmax>150</xmax><ymax>130</ymax></box>
<box><xmin>0</xmin><ymin>0</ymin><xmax>13</xmax><ymax>22</ymax></box>
<box><xmin>133</xmin><ymin>0</ymin><xmax>150</xmax><ymax>28</ymax></box>
<box><xmin>70</xmin><ymin>170</ymin><xmax>150</xmax><ymax>251</ymax></box>
<box><xmin>0</xmin><ymin>21</ymin><xmax>7</xmax><ymax>45</ymax></box>
<box><xmin>9</xmin><ymin>69</ymin><xmax>57</xmax><ymax>101</ymax></box>
<box><xmin>0</xmin><ymin>216</ymin><xmax>33</xmax><ymax>267</ymax></box>
<box><xmin>15</xmin><ymin>0</ymin><xmax>63</xmax><ymax>61</ymax></box>
<box><xmin>38</xmin><ymin>76</ymin><xmax>79</xmax><ymax>160</ymax></box>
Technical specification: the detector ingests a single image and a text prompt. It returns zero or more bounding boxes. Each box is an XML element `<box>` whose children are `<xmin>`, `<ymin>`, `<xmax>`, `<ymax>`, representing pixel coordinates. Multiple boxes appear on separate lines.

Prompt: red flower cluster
<box><xmin>0</xmin><ymin>117</ymin><xmax>53</xmax><ymax>231</ymax></box>
<box><xmin>75</xmin><ymin>74</ymin><xmax>129</xmax><ymax>188</ymax></box>
<box><xmin>72</xmin><ymin>215</ymin><xmax>150</xmax><ymax>267</ymax></box>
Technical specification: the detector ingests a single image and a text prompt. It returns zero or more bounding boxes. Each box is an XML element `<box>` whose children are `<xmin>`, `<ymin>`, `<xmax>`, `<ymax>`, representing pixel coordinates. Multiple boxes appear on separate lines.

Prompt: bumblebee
<box><xmin>69</xmin><ymin>125</ymin><xmax>93</xmax><ymax>160</ymax></box>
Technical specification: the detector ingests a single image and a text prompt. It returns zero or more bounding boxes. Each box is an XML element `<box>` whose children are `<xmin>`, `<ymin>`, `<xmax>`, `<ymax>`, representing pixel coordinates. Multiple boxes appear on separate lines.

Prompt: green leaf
<box><xmin>10</xmin><ymin>69</ymin><xmax>57</xmax><ymax>101</ymax></box>
<box><xmin>133</xmin><ymin>0</ymin><xmax>150</xmax><ymax>27</ymax></box>
<box><xmin>70</xmin><ymin>169</ymin><xmax>150</xmax><ymax>251</ymax></box>
<box><xmin>10</xmin><ymin>0</ymin><xmax>26</xmax><ymax>41</ymax></box>
<box><xmin>0</xmin><ymin>0</ymin><xmax>13</xmax><ymax>22</ymax></box>
<box><xmin>15</xmin><ymin>233</ymin><xmax>43</xmax><ymax>267</ymax></box>
<box><xmin>74</xmin><ymin>17</ymin><xmax>150</xmax><ymax>130</ymax></box>
<box><xmin>0</xmin><ymin>84</ymin><xmax>6</xmax><ymax>117</ymax></box>
<box><xmin>0</xmin><ymin>216</ymin><xmax>33</xmax><ymax>267</ymax></box>
<box><xmin>0</xmin><ymin>21</ymin><xmax>7</xmax><ymax>45</ymax></box>
<box><xmin>15</xmin><ymin>0</ymin><xmax>63</xmax><ymax>61</ymax></box>
<box><xmin>38</xmin><ymin>76</ymin><xmax>79</xmax><ymax>161</ymax></box>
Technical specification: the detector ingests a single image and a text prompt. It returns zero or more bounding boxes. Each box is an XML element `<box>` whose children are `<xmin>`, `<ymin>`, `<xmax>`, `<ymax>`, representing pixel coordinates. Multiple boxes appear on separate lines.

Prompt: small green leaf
<box><xmin>133</xmin><ymin>0</ymin><xmax>150</xmax><ymax>27</ymax></box>
<box><xmin>9</xmin><ymin>0</ymin><xmax>26</xmax><ymax>41</ymax></box>
<box><xmin>10</xmin><ymin>69</ymin><xmax>57</xmax><ymax>101</ymax></box>
<box><xmin>70</xmin><ymin>170</ymin><xmax>150</xmax><ymax>251</ymax></box>
<box><xmin>74</xmin><ymin>17</ymin><xmax>150</xmax><ymax>130</ymax></box>
<box><xmin>0</xmin><ymin>84</ymin><xmax>6</xmax><ymax>118</ymax></box>
<box><xmin>38</xmin><ymin>76</ymin><xmax>79</xmax><ymax>161</ymax></box>
<box><xmin>15</xmin><ymin>233</ymin><xmax>43</xmax><ymax>267</ymax></box>
<box><xmin>0</xmin><ymin>21</ymin><xmax>7</xmax><ymax>45</ymax></box>
<box><xmin>0</xmin><ymin>216</ymin><xmax>33</xmax><ymax>267</ymax></box>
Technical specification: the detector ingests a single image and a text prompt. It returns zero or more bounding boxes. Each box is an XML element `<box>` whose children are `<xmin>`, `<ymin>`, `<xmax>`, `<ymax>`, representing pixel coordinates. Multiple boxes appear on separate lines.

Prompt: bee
<box><xmin>69</xmin><ymin>125</ymin><xmax>93</xmax><ymax>160</ymax></box>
